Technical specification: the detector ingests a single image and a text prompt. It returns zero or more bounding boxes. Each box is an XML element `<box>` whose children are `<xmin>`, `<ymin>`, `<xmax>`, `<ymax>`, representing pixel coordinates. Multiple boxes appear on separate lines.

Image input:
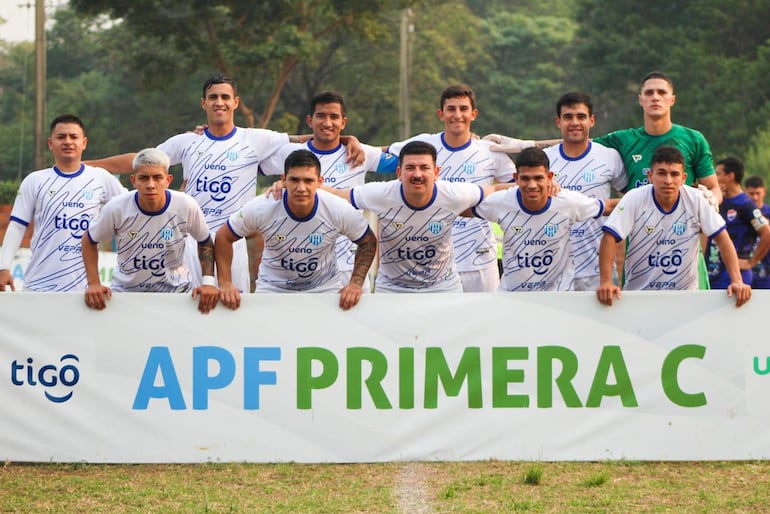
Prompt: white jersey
<box><xmin>474</xmin><ymin>188</ymin><xmax>604</xmax><ymax>291</ymax></box>
<box><xmin>389</xmin><ymin>133</ymin><xmax>515</xmax><ymax>272</ymax></box>
<box><xmin>260</xmin><ymin>140</ymin><xmax>382</xmax><ymax>272</ymax></box>
<box><xmin>603</xmin><ymin>185</ymin><xmax>726</xmax><ymax>290</ymax></box>
<box><xmin>9</xmin><ymin>164</ymin><xmax>126</xmax><ymax>291</ymax></box>
<box><xmin>351</xmin><ymin>180</ymin><xmax>484</xmax><ymax>292</ymax></box>
<box><xmin>87</xmin><ymin>190</ymin><xmax>211</xmax><ymax>292</ymax></box>
<box><xmin>227</xmin><ymin>189</ymin><xmax>370</xmax><ymax>291</ymax></box>
<box><xmin>158</xmin><ymin>126</ymin><xmax>289</xmax><ymax>231</ymax></box>
<box><xmin>544</xmin><ymin>142</ymin><xmax>626</xmax><ymax>281</ymax></box>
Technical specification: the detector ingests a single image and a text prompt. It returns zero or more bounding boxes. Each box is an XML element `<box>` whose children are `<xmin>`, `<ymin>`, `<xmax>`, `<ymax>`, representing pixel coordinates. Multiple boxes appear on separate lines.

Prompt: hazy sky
<box><xmin>0</xmin><ymin>0</ymin><xmax>69</xmax><ymax>43</ymax></box>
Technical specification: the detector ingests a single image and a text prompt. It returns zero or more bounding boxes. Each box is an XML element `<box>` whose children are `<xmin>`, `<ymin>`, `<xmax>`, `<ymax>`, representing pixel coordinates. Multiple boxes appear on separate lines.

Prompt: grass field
<box><xmin>2</xmin><ymin>460</ymin><xmax>770</xmax><ymax>512</ymax></box>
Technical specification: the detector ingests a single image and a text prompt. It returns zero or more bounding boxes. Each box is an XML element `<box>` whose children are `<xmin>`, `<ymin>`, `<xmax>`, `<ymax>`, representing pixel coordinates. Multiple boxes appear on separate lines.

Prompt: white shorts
<box><xmin>459</xmin><ymin>264</ymin><xmax>500</xmax><ymax>293</ymax></box>
<box><xmin>185</xmin><ymin>233</ymin><xmax>250</xmax><ymax>293</ymax></box>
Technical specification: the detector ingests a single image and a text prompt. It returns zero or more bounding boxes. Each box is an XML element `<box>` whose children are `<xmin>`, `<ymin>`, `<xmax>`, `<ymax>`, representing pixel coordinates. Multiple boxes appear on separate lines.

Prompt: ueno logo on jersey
<box><xmin>726</xmin><ymin>209</ymin><xmax>737</xmax><ymax>222</ymax></box>
<box><xmin>308</xmin><ymin>233</ymin><xmax>324</xmax><ymax>246</ymax></box>
<box><xmin>672</xmin><ymin>223</ymin><xmax>686</xmax><ymax>236</ymax></box>
<box><xmin>517</xmin><ymin>249</ymin><xmax>554</xmax><ymax>275</ymax></box>
<box><xmin>54</xmin><ymin>213</ymin><xmax>90</xmax><ymax>239</ymax></box>
<box><xmin>428</xmin><ymin>222</ymin><xmax>443</xmax><ymax>235</ymax></box>
<box><xmin>582</xmin><ymin>170</ymin><xmax>596</xmax><ymax>183</ymax></box>
<box><xmin>648</xmin><ymin>249</ymin><xmax>684</xmax><ymax>275</ymax></box>
<box><xmin>10</xmin><ymin>354</ymin><xmax>80</xmax><ymax>403</ymax></box>
<box><xmin>160</xmin><ymin>227</ymin><xmax>174</xmax><ymax>241</ymax></box>
<box><xmin>543</xmin><ymin>224</ymin><xmax>558</xmax><ymax>237</ymax></box>
<box><xmin>196</xmin><ymin>175</ymin><xmax>233</xmax><ymax>201</ymax></box>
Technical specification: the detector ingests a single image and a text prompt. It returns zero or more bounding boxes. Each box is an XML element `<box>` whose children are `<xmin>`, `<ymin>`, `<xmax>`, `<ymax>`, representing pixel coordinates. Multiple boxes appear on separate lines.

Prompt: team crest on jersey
<box><xmin>197</xmin><ymin>151</ymin><xmax>205</xmax><ymax>157</ymax></box>
<box><xmin>394</xmin><ymin>222</ymin><xmax>404</xmax><ymax>230</ymax></box>
<box><xmin>276</xmin><ymin>235</ymin><xmax>286</xmax><ymax>242</ymax></box>
<box><xmin>644</xmin><ymin>226</ymin><xmax>655</xmax><ymax>235</ymax></box>
<box><xmin>461</xmin><ymin>163</ymin><xmax>476</xmax><ymax>175</ymax></box>
<box><xmin>632</xmin><ymin>154</ymin><xmax>643</xmax><ymax>163</ymax></box>
<box><xmin>582</xmin><ymin>170</ymin><xmax>596</xmax><ymax>183</ymax></box>
<box><xmin>160</xmin><ymin>228</ymin><xmax>174</xmax><ymax>241</ymax></box>
<box><xmin>428</xmin><ymin>222</ymin><xmax>443</xmax><ymax>235</ymax></box>
<box><xmin>333</xmin><ymin>162</ymin><xmax>347</xmax><ymax>174</ymax></box>
<box><xmin>672</xmin><ymin>223</ymin><xmax>686</xmax><ymax>236</ymax></box>
<box><xmin>81</xmin><ymin>189</ymin><xmax>94</xmax><ymax>201</ymax></box>
<box><xmin>48</xmin><ymin>188</ymin><xmax>57</xmax><ymax>196</ymax></box>
<box><xmin>128</xmin><ymin>231</ymin><xmax>138</xmax><ymax>239</ymax></box>
<box><xmin>226</xmin><ymin>150</ymin><xmax>238</xmax><ymax>161</ymax></box>
<box><xmin>512</xmin><ymin>226</ymin><xmax>523</xmax><ymax>234</ymax></box>
<box><xmin>544</xmin><ymin>224</ymin><xmax>558</xmax><ymax>237</ymax></box>
<box><xmin>308</xmin><ymin>233</ymin><xmax>324</xmax><ymax>246</ymax></box>
<box><xmin>726</xmin><ymin>209</ymin><xmax>737</xmax><ymax>222</ymax></box>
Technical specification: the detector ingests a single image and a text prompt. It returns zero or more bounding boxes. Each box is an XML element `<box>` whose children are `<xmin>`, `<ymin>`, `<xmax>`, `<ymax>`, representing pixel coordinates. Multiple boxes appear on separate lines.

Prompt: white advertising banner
<box><xmin>1</xmin><ymin>291</ymin><xmax>769</xmax><ymax>463</ymax></box>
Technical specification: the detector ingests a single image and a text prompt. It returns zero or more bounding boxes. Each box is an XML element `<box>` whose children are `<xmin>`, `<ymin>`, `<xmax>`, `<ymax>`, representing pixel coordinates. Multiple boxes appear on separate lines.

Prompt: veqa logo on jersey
<box><xmin>10</xmin><ymin>354</ymin><xmax>80</xmax><ymax>403</ymax></box>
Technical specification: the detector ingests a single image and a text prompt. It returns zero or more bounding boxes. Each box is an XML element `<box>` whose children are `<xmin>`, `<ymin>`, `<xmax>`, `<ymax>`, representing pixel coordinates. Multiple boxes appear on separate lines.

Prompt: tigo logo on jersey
<box><xmin>428</xmin><ymin>222</ymin><xmax>443</xmax><ymax>235</ymax></box>
<box><xmin>308</xmin><ymin>233</ymin><xmax>324</xmax><ymax>246</ymax></box>
<box><xmin>543</xmin><ymin>224</ymin><xmax>558</xmax><ymax>237</ymax></box>
<box><xmin>672</xmin><ymin>223</ymin><xmax>686</xmax><ymax>236</ymax></box>
<box><xmin>10</xmin><ymin>354</ymin><xmax>80</xmax><ymax>403</ymax></box>
<box><xmin>160</xmin><ymin>228</ymin><xmax>174</xmax><ymax>241</ymax></box>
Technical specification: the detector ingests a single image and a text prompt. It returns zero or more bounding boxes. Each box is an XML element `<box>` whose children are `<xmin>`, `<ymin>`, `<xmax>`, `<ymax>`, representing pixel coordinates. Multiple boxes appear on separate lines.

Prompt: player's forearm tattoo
<box><xmin>351</xmin><ymin>229</ymin><xmax>377</xmax><ymax>287</ymax></box>
<box><xmin>198</xmin><ymin>238</ymin><xmax>216</xmax><ymax>277</ymax></box>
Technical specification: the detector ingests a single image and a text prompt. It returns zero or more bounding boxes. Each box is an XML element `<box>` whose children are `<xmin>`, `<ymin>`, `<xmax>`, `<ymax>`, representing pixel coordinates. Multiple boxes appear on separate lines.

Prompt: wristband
<box><xmin>201</xmin><ymin>275</ymin><xmax>217</xmax><ymax>287</ymax></box>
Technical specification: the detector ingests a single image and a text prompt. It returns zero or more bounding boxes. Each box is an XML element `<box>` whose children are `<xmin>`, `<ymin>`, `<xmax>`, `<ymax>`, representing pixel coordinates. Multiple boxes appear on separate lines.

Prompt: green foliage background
<box><xmin>1</xmin><ymin>0</ymin><xmax>769</xmax><ymax>194</ymax></box>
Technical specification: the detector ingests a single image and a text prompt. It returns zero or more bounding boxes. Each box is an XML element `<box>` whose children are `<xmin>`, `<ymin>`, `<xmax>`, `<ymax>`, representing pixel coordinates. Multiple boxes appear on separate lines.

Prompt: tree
<box><xmin>70</xmin><ymin>0</ymin><xmax>411</xmax><ymax>128</ymax></box>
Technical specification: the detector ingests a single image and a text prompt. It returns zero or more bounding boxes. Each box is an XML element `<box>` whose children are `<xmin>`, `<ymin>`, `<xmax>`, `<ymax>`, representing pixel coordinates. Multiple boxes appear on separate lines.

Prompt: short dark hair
<box><xmin>439</xmin><ymin>84</ymin><xmax>476</xmax><ymax>110</ymax></box>
<box><xmin>642</xmin><ymin>71</ymin><xmax>674</xmax><ymax>92</ymax></box>
<box><xmin>745</xmin><ymin>176</ymin><xmax>765</xmax><ymax>189</ymax></box>
<box><xmin>555</xmin><ymin>92</ymin><xmax>593</xmax><ymax>117</ymax></box>
<box><xmin>309</xmin><ymin>91</ymin><xmax>346</xmax><ymax>116</ymax></box>
<box><xmin>49</xmin><ymin>114</ymin><xmax>85</xmax><ymax>134</ymax></box>
<box><xmin>515</xmin><ymin>147</ymin><xmax>550</xmax><ymax>170</ymax></box>
<box><xmin>202</xmin><ymin>74</ymin><xmax>237</xmax><ymax>97</ymax></box>
<box><xmin>284</xmin><ymin>149</ymin><xmax>321</xmax><ymax>176</ymax></box>
<box><xmin>398</xmin><ymin>141</ymin><xmax>436</xmax><ymax>166</ymax></box>
<box><xmin>717</xmin><ymin>156</ymin><xmax>745</xmax><ymax>184</ymax></box>
<box><xmin>651</xmin><ymin>145</ymin><xmax>685</xmax><ymax>167</ymax></box>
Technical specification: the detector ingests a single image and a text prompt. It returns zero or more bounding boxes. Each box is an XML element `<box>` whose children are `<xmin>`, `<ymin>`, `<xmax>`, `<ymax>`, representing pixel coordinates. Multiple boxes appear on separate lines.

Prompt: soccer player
<box><xmin>597</xmin><ymin>146</ymin><xmax>750</xmax><ymax>307</ymax></box>
<box><xmin>744</xmin><ymin>176</ymin><xmax>770</xmax><ymax>289</ymax></box>
<box><xmin>706</xmin><ymin>157</ymin><xmax>770</xmax><ymax>288</ymax></box>
<box><xmin>593</xmin><ymin>72</ymin><xmax>720</xmax><ymax>203</ymax></box>
<box><xmin>543</xmin><ymin>92</ymin><xmax>627</xmax><ymax>290</ymax></box>
<box><xmin>472</xmin><ymin>147</ymin><xmax>611</xmax><ymax>291</ymax></box>
<box><xmin>324</xmin><ymin>141</ymin><xmax>504</xmax><ymax>293</ymax></box>
<box><xmin>259</xmin><ymin>91</ymin><xmax>389</xmax><ymax>288</ymax></box>
<box><xmin>385</xmin><ymin>84</ymin><xmax>518</xmax><ymax>292</ymax></box>
<box><xmin>0</xmin><ymin>114</ymin><xmax>127</xmax><ymax>292</ymax></box>
<box><xmin>82</xmin><ymin>148</ymin><xmax>219</xmax><ymax>313</ymax></box>
<box><xmin>215</xmin><ymin>149</ymin><xmax>377</xmax><ymax>311</ymax></box>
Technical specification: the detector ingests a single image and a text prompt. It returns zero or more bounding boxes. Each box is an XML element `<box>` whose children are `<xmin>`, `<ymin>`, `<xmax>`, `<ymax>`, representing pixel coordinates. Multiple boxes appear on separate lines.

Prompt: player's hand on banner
<box><xmin>697</xmin><ymin>184</ymin><xmax>719</xmax><ymax>212</ymax></box>
<box><xmin>218</xmin><ymin>282</ymin><xmax>241</xmax><ymax>310</ymax></box>
<box><xmin>726</xmin><ymin>280</ymin><xmax>751</xmax><ymax>307</ymax></box>
<box><xmin>0</xmin><ymin>269</ymin><xmax>16</xmax><ymax>292</ymax></box>
<box><xmin>596</xmin><ymin>281</ymin><xmax>621</xmax><ymax>306</ymax></box>
<box><xmin>84</xmin><ymin>283</ymin><xmax>112</xmax><ymax>310</ymax></box>
<box><xmin>192</xmin><ymin>284</ymin><xmax>219</xmax><ymax>314</ymax></box>
<box><xmin>338</xmin><ymin>283</ymin><xmax>364</xmax><ymax>311</ymax></box>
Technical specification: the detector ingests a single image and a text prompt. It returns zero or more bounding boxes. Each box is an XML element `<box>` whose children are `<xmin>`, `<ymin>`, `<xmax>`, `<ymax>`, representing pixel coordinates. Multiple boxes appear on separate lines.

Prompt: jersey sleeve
<box><xmin>691</xmin><ymin>130</ymin><xmax>715</xmax><ymax>180</ymax></box>
<box><xmin>331</xmin><ymin>196</ymin><xmax>371</xmax><ymax>243</ymax></box>
<box><xmin>86</xmin><ymin>198</ymin><xmax>120</xmax><ymax>243</ymax></box>
<box><xmin>362</xmin><ymin>144</ymin><xmax>385</xmax><ymax>172</ymax></box>
<box><xmin>607</xmin><ymin>148</ymin><xmax>628</xmax><ymax>192</ymax></box>
<box><xmin>259</xmin><ymin>143</ymin><xmax>295</xmax><ymax>176</ymax></box>
<box><xmin>602</xmin><ymin>190</ymin><xmax>638</xmax><ymax>241</ymax></box>
<box><xmin>491</xmin><ymin>144</ymin><xmax>517</xmax><ymax>183</ymax></box>
<box><xmin>350</xmin><ymin>181</ymin><xmax>391</xmax><ymax>211</ymax></box>
<box><xmin>185</xmin><ymin>196</ymin><xmax>211</xmax><ymax>242</ymax></box>
<box><xmin>99</xmin><ymin>168</ymin><xmax>129</xmax><ymax>199</ymax></box>
<box><xmin>472</xmin><ymin>189</ymin><xmax>508</xmax><ymax>223</ymax></box>
<box><xmin>244</xmin><ymin>129</ymin><xmax>290</xmax><ymax>161</ymax></box>
<box><xmin>564</xmin><ymin>190</ymin><xmax>604</xmax><ymax>220</ymax></box>
<box><xmin>157</xmin><ymin>133</ymin><xmax>193</xmax><ymax>167</ymax></box>
<box><xmin>9</xmin><ymin>175</ymin><xmax>35</xmax><ymax>225</ymax></box>
<box><xmin>226</xmin><ymin>197</ymin><xmax>266</xmax><ymax>238</ymax></box>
